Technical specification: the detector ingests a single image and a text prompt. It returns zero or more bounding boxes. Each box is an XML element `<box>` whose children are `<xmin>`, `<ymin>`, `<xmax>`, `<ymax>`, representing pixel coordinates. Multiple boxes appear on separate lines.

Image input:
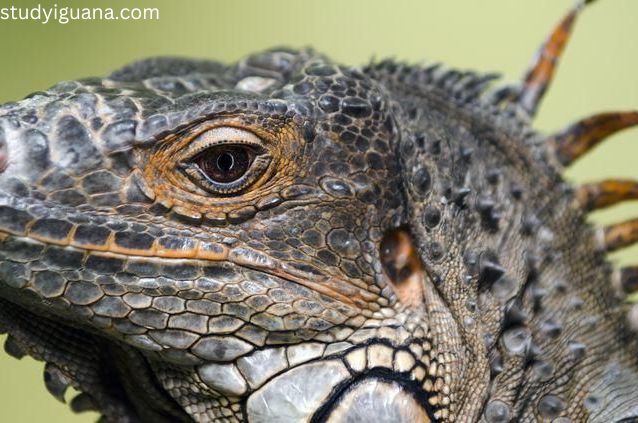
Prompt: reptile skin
<box><xmin>1</xmin><ymin>3</ymin><xmax>638</xmax><ymax>422</ymax></box>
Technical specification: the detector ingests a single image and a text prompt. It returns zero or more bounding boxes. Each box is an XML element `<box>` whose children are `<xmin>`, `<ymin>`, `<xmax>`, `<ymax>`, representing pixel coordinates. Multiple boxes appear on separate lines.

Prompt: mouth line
<box><xmin>0</xmin><ymin>229</ymin><xmax>374</xmax><ymax>309</ymax></box>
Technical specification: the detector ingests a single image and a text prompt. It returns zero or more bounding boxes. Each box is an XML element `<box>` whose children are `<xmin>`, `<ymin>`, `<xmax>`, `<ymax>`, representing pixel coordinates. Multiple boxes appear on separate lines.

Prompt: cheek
<box><xmin>327</xmin><ymin>379</ymin><xmax>431</xmax><ymax>422</ymax></box>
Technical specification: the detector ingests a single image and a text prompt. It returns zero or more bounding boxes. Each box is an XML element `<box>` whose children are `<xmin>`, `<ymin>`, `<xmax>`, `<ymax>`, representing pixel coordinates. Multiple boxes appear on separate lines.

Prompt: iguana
<box><xmin>0</xmin><ymin>1</ymin><xmax>637</xmax><ymax>421</ymax></box>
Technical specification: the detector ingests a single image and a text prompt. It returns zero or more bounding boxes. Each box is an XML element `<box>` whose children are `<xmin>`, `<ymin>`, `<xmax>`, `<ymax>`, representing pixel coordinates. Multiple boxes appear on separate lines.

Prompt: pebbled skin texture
<box><xmin>0</xmin><ymin>45</ymin><xmax>636</xmax><ymax>422</ymax></box>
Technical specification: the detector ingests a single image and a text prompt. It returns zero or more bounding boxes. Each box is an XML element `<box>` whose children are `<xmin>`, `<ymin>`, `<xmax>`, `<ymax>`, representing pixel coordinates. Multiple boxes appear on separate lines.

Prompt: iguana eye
<box><xmin>180</xmin><ymin>127</ymin><xmax>272</xmax><ymax>195</ymax></box>
<box><xmin>195</xmin><ymin>145</ymin><xmax>255</xmax><ymax>183</ymax></box>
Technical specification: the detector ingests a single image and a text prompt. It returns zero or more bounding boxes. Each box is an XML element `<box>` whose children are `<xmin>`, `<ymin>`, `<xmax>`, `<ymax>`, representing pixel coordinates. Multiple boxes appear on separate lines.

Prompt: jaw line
<box><xmin>0</xmin><ymin>230</ymin><xmax>371</xmax><ymax>310</ymax></box>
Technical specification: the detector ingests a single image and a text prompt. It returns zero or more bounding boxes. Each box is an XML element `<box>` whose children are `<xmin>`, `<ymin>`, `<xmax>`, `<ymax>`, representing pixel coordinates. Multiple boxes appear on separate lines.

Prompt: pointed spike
<box><xmin>437</xmin><ymin>69</ymin><xmax>463</xmax><ymax>88</ymax></box>
<box><xmin>477</xmin><ymin>197</ymin><xmax>496</xmax><ymax>213</ymax></box>
<box><xmin>550</xmin><ymin>111</ymin><xmax>638</xmax><ymax>166</ymax></box>
<box><xmin>429</xmin><ymin>138</ymin><xmax>441</xmax><ymax>155</ymax></box>
<box><xmin>486</xmin><ymin>169</ymin><xmax>501</xmax><ymax>185</ymax></box>
<box><xmin>4</xmin><ymin>335</ymin><xmax>26</xmax><ymax>359</ymax></box>
<box><xmin>451</xmin><ymin>187</ymin><xmax>472</xmax><ymax>207</ymax></box>
<box><xmin>527</xmin><ymin>341</ymin><xmax>544</xmax><ymax>361</ymax></box>
<box><xmin>44</xmin><ymin>363</ymin><xmax>71</xmax><ymax>403</ymax></box>
<box><xmin>477</xmin><ymin>197</ymin><xmax>500</xmax><ymax>230</ymax></box>
<box><xmin>540</xmin><ymin>319</ymin><xmax>562</xmax><ymax>339</ymax></box>
<box><xmin>460</xmin><ymin>147</ymin><xmax>474</xmax><ymax>162</ymax></box>
<box><xmin>531</xmin><ymin>284</ymin><xmax>548</xmax><ymax>312</ymax></box>
<box><xmin>423</xmin><ymin>63</ymin><xmax>442</xmax><ymax>81</ymax></box>
<box><xmin>504</xmin><ymin>301</ymin><xmax>528</xmax><ymax>328</ymax></box>
<box><xmin>577</xmin><ymin>179</ymin><xmax>638</xmax><ymax>211</ymax></box>
<box><xmin>490</xmin><ymin>353</ymin><xmax>503</xmax><ymax>376</ymax></box>
<box><xmin>517</xmin><ymin>2</ymin><xmax>585</xmax><ymax>116</ymax></box>
<box><xmin>486</xmin><ymin>85</ymin><xmax>520</xmax><ymax>107</ymax></box>
<box><xmin>70</xmin><ymin>392</ymin><xmax>97</xmax><ymax>413</ymax></box>
<box><xmin>618</xmin><ymin>266</ymin><xmax>638</xmax><ymax>294</ymax></box>
<box><xmin>460</xmin><ymin>73</ymin><xmax>501</xmax><ymax>102</ymax></box>
<box><xmin>603</xmin><ymin>218</ymin><xmax>638</xmax><ymax>252</ymax></box>
<box><xmin>521</xmin><ymin>214</ymin><xmax>541</xmax><ymax>236</ymax></box>
<box><xmin>567</xmin><ymin>340</ymin><xmax>587</xmax><ymax>361</ymax></box>
<box><xmin>479</xmin><ymin>259</ymin><xmax>506</xmax><ymax>287</ymax></box>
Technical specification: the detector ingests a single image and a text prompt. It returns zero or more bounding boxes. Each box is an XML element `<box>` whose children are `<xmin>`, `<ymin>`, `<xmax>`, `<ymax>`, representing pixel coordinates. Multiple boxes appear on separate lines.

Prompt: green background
<box><xmin>0</xmin><ymin>0</ymin><xmax>636</xmax><ymax>421</ymax></box>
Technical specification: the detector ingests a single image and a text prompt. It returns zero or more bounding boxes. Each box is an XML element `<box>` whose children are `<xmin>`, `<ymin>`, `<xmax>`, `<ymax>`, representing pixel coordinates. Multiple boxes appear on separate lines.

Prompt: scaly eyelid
<box><xmin>179</xmin><ymin>126</ymin><xmax>268</xmax><ymax>162</ymax></box>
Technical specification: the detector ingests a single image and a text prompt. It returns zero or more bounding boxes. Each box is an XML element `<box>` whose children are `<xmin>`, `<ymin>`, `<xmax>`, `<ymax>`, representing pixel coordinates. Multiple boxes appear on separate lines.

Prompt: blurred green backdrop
<box><xmin>0</xmin><ymin>0</ymin><xmax>636</xmax><ymax>421</ymax></box>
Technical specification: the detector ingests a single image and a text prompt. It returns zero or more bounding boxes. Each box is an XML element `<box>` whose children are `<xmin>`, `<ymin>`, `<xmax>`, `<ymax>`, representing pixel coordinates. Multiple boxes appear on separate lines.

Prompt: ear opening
<box><xmin>379</xmin><ymin>227</ymin><xmax>425</xmax><ymax>307</ymax></box>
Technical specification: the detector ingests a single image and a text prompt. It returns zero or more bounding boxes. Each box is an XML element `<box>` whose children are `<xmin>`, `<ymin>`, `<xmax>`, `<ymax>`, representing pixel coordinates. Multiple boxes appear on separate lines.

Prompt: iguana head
<box><xmin>2</xmin><ymin>3</ymin><xmax>638</xmax><ymax>422</ymax></box>
<box><xmin>0</xmin><ymin>49</ymin><xmax>457</xmax><ymax>421</ymax></box>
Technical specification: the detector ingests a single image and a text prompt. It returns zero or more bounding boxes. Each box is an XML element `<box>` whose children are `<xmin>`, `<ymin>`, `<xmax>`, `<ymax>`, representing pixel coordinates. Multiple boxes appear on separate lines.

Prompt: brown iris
<box><xmin>176</xmin><ymin>126</ymin><xmax>274</xmax><ymax>196</ymax></box>
<box><xmin>194</xmin><ymin>145</ymin><xmax>255</xmax><ymax>184</ymax></box>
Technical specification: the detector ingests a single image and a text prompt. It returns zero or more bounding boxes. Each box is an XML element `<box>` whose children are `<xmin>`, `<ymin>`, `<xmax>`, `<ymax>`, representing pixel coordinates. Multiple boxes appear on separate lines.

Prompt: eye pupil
<box><xmin>217</xmin><ymin>151</ymin><xmax>235</xmax><ymax>172</ymax></box>
<box><xmin>195</xmin><ymin>145</ymin><xmax>253</xmax><ymax>184</ymax></box>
